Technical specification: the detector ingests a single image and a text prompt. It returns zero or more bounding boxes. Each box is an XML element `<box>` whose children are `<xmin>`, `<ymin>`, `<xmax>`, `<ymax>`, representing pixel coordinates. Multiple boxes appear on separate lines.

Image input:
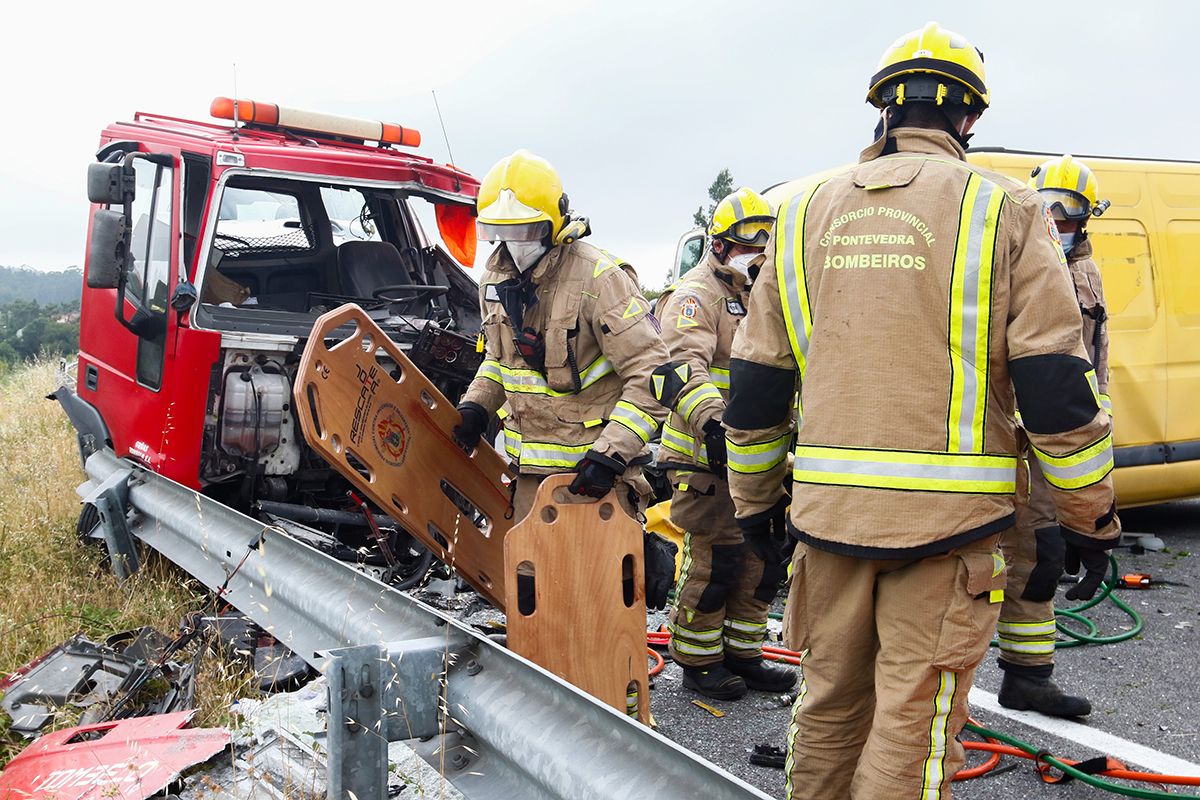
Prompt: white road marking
<box><xmin>969</xmin><ymin>687</ymin><xmax>1200</xmax><ymax>777</ymax></box>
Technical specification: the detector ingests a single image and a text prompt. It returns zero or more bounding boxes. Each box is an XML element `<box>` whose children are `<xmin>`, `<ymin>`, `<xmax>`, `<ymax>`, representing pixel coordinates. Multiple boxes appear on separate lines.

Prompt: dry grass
<box><xmin>0</xmin><ymin>359</ymin><xmax>256</xmax><ymax>764</ymax></box>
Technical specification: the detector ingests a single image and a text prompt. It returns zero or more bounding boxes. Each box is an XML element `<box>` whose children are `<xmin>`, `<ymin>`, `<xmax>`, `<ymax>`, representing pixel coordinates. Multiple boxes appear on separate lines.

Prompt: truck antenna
<box><xmin>231</xmin><ymin>62</ymin><xmax>240</xmax><ymax>141</ymax></box>
<box><xmin>431</xmin><ymin>90</ymin><xmax>457</xmax><ymax>168</ymax></box>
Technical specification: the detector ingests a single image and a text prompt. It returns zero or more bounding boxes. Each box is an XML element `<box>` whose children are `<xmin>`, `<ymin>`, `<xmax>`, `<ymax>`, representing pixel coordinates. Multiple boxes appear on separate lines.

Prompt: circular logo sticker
<box><xmin>371</xmin><ymin>403</ymin><xmax>411</xmax><ymax>467</ymax></box>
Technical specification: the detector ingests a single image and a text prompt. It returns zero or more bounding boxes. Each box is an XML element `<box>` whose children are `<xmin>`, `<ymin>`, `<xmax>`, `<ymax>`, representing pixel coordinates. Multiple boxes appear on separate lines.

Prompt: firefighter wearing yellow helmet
<box><xmin>724</xmin><ymin>24</ymin><xmax>1119</xmax><ymax>797</ymax></box>
<box><xmin>994</xmin><ymin>155</ymin><xmax>1112</xmax><ymax>719</ymax></box>
<box><xmin>650</xmin><ymin>188</ymin><xmax>797</xmax><ymax>700</ymax></box>
<box><xmin>454</xmin><ymin>150</ymin><xmax>678</xmax><ymax>627</ymax></box>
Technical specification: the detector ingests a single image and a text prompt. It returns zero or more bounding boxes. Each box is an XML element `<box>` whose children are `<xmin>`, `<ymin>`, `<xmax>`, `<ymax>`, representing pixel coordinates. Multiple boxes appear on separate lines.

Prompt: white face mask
<box><xmin>1058</xmin><ymin>231</ymin><xmax>1077</xmax><ymax>256</ymax></box>
<box><xmin>506</xmin><ymin>240</ymin><xmax>548</xmax><ymax>272</ymax></box>
<box><xmin>727</xmin><ymin>251</ymin><xmax>759</xmax><ymax>280</ymax></box>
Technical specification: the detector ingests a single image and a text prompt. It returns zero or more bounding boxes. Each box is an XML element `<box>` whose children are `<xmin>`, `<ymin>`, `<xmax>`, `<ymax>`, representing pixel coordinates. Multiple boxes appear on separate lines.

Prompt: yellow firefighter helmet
<box><xmin>1030</xmin><ymin>155</ymin><xmax>1106</xmax><ymax>220</ymax></box>
<box><xmin>476</xmin><ymin>150</ymin><xmax>567</xmax><ymax>243</ymax></box>
<box><xmin>708</xmin><ymin>187</ymin><xmax>774</xmax><ymax>247</ymax></box>
<box><xmin>867</xmin><ymin>22</ymin><xmax>989</xmax><ymax>110</ymax></box>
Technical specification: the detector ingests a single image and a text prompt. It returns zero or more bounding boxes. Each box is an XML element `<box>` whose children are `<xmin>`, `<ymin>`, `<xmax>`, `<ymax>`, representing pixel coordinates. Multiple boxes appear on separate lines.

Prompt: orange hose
<box><xmin>959</xmin><ymin>741</ymin><xmax>1200</xmax><ymax>786</ymax></box>
<box><xmin>648</xmin><ymin>646</ymin><xmax>665</xmax><ymax>677</ymax></box>
<box><xmin>953</xmin><ymin>748</ymin><xmax>1003</xmax><ymax>781</ymax></box>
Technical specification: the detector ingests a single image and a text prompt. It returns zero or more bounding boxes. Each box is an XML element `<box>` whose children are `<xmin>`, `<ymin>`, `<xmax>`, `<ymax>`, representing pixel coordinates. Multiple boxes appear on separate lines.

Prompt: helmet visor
<box><xmin>478</xmin><ymin>221</ymin><xmax>551</xmax><ymax>243</ymax></box>
<box><xmin>1039</xmin><ymin>189</ymin><xmax>1091</xmax><ymax>221</ymax></box>
<box><xmin>723</xmin><ymin>219</ymin><xmax>773</xmax><ymax>246</ymax></box>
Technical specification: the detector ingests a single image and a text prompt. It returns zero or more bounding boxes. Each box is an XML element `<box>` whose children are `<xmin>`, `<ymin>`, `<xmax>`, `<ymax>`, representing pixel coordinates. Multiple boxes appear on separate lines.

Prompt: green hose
<box><xmin>699</xmin><ymin>556</ymin><xmax>1145</xmax><ymax>641</ymax></box>
<box><xmin>964</xmin><ymin>721</ymin><xmax>1200</xmax><ymax>799</ymax></box>
<box><xmin>989</xmin><ymin>554</ymin><xmax>1144</xmax><ymax>649</ymax></box>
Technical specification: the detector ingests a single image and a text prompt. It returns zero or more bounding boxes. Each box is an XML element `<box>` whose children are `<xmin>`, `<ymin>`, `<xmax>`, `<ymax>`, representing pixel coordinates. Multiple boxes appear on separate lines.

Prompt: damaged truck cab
<box><xmin>56</xmin><ymin>97</ymin><xmax>483</xmax><ymax>577</ymax></box>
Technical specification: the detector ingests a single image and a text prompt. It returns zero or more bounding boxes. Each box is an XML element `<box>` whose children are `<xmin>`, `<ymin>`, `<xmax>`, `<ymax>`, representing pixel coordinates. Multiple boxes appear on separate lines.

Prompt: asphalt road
<box><xmin>647</xmin><ymin>499</ymin><xmax>1200</xmax><ymax>799</ymax></box>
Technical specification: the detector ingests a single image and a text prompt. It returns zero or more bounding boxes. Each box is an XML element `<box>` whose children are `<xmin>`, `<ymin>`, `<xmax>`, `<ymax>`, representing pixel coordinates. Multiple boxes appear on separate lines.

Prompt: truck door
<box><xmin>80</xmin><ymin>145</ymin><xmax>190</xmax><ymax>475</ymax></box>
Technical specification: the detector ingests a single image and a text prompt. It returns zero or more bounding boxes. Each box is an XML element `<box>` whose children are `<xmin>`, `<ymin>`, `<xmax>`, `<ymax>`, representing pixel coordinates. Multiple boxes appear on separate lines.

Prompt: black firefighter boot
<box><xmin>724</xmin><ymin>654</ymin><xmax>798</xmax><ymax>693</ymax></box>
<box><xmin>998</xmin><ymin>662</ymin><xmax>1092</xmax><ymax>718</ymax></box>
<box><xmin>681</xmin><ymin>663</ymin><xmax>748</xmax><ymax>701</ymax></box>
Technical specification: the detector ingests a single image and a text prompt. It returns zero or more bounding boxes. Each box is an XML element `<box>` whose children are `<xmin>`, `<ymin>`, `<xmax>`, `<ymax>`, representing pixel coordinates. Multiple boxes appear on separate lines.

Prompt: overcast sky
<box><xmin>1</xmin><ymin>0</ymin><xmax>1193</xmax><ymax>288</ymax></box>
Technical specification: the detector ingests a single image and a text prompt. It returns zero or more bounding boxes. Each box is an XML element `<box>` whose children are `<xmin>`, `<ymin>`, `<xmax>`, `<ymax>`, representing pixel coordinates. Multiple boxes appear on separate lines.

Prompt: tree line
<box><xmin>0</xmin><ymin>300</ymin><xmax>80</xmax><ymax>368</ymax></box>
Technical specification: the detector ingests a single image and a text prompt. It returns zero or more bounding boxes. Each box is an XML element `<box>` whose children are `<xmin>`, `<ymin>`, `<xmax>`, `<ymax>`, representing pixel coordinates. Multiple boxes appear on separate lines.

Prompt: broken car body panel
<box><xmin>0</xmin><ymin>711</ymin><xmax>228</xmax><ymax>799</ymax></box>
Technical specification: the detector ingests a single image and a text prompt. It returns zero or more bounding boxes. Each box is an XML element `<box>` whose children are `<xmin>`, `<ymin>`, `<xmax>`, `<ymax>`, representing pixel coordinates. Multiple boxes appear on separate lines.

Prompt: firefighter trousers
<box><xmin>667</xmin><ymin>471</ymin><xmax>772</xmax><ymax>667</ymax></box>
<box><xmin>998</xmin><ymin>456</ymin><xmax>1058</xmax><ymax>670</ymax></box>
<box><xmin>782</xmin><ymin>534</ymin><xmax>1006</xmax><ymax>800</ymax></box>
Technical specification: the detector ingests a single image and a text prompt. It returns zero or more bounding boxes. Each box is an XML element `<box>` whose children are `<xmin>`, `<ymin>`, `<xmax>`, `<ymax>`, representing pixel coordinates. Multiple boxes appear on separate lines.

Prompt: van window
<box><xmin>1089</xmin><ymin>219</ymin><xmax>1156</xmax><ymax>330</ymax></box>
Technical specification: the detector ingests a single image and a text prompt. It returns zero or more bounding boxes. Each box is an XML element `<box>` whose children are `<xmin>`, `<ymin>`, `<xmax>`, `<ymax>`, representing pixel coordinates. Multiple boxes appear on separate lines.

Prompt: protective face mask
<box><xmin>727</xmin><ymin>252</ymin><xmax>759</xmax><ymax>280</ymax></box>
<box><xmin>1058</xmin><ymin>231</ymin><xmax>1077</xmax><ymax>256</ymax></box>
<box><xmin>506</xmin><ymin>240</ymin><xmax>548</xmax><ymax>272</ymax></box>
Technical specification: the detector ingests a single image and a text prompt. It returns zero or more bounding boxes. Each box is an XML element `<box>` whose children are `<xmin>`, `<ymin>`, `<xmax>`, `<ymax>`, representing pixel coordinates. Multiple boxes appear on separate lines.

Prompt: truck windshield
<box><xmin>196</xmin><ymin>176</ymin><xmax>480</xmax><ymax>340</ymax></box>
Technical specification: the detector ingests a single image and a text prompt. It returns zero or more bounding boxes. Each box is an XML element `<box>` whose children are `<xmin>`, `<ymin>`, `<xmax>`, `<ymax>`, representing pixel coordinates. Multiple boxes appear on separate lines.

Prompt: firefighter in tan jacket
<box><xmin>996</xmin><ymin>155</ymin><xmax>1113</xmax><ymax>718</ymax></box>
<box><xmin>724</xmin><ymin>24</ymin><xmax>1120</xmax><ymax>799</ymax></box>
<box><xmin>453</xmin><ymin>150</ymin><xmax>677</xmax><ymax>611</ymax></box>
<box><xmin>652</xmin><ymin>188</ymin><xmax>797</xmax><ymax>700</ymax></box>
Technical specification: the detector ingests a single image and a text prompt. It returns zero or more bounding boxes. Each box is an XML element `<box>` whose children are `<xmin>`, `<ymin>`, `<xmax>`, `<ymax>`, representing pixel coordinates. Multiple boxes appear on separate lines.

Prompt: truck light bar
<box><xmin>210</xmin><ymin>96</ymin><xmax>421</xmax><ymax>147</ymax></box>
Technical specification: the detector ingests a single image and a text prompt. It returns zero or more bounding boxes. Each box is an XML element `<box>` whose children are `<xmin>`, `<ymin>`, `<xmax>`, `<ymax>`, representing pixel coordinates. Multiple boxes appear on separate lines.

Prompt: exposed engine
<box><xmin>195</xmin><ymin>323</ymin><xmax>480</xmax><ymax>589</ymax></box>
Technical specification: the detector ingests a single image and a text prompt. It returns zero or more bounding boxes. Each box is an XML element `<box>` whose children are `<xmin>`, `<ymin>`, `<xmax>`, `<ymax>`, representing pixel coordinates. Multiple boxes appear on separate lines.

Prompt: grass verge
<box><xmin>0</xmin><ymin>359</ymin><xmax>254</xmax><ymax>765</ymax></box>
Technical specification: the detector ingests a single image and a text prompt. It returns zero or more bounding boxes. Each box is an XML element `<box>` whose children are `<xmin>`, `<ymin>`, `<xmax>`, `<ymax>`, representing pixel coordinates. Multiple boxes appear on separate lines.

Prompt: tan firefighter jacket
<box><xmin>1068</xmin><ymin>237</ymin><xmax>1110</xmax><ymax>414</ymax></box>
<box><xmin>724</xmin><ymin>128</ymin><xmax>1120</xmax><ymax>558</ymax></box>
<box><xmin>653</xmin><ymin>250</ymin><xmax>750</xmax><ymax>470</ymax></box>
<box><xmin>461</xmin><ymin>239</ymin><xmax>669</xmax><ymax>475</ymax></box>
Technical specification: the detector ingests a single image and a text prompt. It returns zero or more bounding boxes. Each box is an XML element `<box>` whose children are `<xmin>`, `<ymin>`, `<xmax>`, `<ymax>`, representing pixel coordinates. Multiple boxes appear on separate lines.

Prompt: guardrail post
<box><xmin>81</xmin><ymin>467</ymin><xmax>139</xmax><ymax>580</ymax></box>
<box><xmin>326</xmin><ymin>644</ymin><xmax>387</xmax><ymax>800</ymax></box>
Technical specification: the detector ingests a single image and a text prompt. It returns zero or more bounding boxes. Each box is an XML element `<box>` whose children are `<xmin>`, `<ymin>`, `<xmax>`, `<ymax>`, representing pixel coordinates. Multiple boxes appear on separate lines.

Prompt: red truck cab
<box><xmin>56</xmin><ymin>98</ymin><xmax>482</xmax><ymax>578</ymax></box>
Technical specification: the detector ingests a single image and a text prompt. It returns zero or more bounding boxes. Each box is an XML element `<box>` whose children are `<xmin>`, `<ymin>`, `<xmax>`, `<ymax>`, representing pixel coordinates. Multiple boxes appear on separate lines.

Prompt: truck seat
<box><xmin>337</xmin><ymin>241</ymin><xmax>410</xmax><ymax>299</ymax></box>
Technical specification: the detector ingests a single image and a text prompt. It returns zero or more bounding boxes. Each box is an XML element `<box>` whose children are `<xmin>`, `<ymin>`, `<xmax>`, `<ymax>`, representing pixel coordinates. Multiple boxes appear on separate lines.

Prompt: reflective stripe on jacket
<box><xmin>460</xmin><ymin>240</ymin><xmax>670</xmax><ymax>474</ymax></box>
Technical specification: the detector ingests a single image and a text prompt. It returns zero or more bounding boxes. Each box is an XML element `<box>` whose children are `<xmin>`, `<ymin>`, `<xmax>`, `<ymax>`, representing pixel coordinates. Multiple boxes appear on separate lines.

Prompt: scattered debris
<box><xmin>692</xmin><ymin>699</ymin><xmax>725</xmax><ymax>718</ymax></box>
<box><xmin>1119</xmin><ymin>573</ymin><xmax>1153</xmax><ymax>589</ymax></box>
<box><xmin>0</xmin><ymin>710</ymin><xmax>229</xmax><ymax>799</ymax></box>
<box><xmin>749</xmin><ymin>743</ymin><xmax>786</xmax><ymax>769</ymax></box>
<box><xmin>200</xmin><ymin>612</ymin><xmax>312</xmax><ymax>693</ymax></box>
<box><xmin>170</xmin><ymin>676</ymin><xmax>463</xmax><ymax>799</ymax></box>
<box><xmin>0</xmin><ymin>625</ymin><xmax>199</xmax><ymax>736</ymax></box>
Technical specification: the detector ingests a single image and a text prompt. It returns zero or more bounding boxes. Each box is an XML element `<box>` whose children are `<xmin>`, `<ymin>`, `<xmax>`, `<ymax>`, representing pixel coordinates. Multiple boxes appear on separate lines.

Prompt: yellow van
<box><xmin>968</xmin><ymin>149</ymin><xmax>1199</xmax><ymax>507</ymax></box>
<box><xmin>671</xmin><ymin>150</ymin><xmax>1199</xmax><ymax>507</ymax></box>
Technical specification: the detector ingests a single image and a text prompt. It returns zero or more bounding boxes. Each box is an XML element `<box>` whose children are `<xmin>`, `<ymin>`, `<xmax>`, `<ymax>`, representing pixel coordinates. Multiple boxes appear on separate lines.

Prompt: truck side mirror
<box><xmin>87</xmin><ymin>162</ymin><xmax>131</xmax><ymax>205</ymax></box>
<box><xmin>86</xmin><ymin>209</ymin><xmax>130</xmax><ymax>289</ymax></box>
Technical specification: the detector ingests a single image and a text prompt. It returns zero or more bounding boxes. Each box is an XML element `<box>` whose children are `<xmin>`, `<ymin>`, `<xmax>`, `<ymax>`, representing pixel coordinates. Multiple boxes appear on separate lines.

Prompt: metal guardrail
<box><xmin>79</xmin><ymin>448</ymin><xmax>772</xmax><ymax>800</ymax></box>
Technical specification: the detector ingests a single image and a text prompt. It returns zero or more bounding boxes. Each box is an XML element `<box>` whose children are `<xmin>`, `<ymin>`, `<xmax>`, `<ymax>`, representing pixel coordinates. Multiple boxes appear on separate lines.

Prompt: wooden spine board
<box><xmin>293</xmin><ymin>304</ymin><xmax>515</xmax><ymax>610</ymax></box>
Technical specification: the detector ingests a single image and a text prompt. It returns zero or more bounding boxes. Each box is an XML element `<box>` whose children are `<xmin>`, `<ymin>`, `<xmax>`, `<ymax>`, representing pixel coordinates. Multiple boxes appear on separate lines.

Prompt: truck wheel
<box><xmin>77</xmin><ymin>504</ymin><xmax>102</xmax><ymax>547</ymax></box>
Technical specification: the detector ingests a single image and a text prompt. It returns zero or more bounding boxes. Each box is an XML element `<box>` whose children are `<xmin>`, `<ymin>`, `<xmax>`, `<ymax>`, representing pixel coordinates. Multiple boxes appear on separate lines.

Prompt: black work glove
<box><xmin>643</xmin><ymin>532</ymin><xmax>678</xmax><ymax>610</ymax></box>
<box><xmin>452</xmin><ymin>401</ymin><xmax>489</xmax><ymax>451</ymax></box>
<box><xmin>739</xmin><ymin>497</ymin><xmax>790</xmax><ymax>567</ymax></box>
<box><xmin>702</xmin><ymin>418</ymin><xmax>728</xmax><ymax>471</ymax></box>
<box><xmin>1062</xmin><ymin>528</ymin><xmax>1116</xmax><ymax>601</ymax></box>
<box><xmin>1020</xmin><ymin>525</ymin><xmax>1066</xmax><ymax>602</ymax></box>
<box><xmin>568</xmin><ymin>450</ymin><xmax>626</xmax><ymax>499</ymax></box>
